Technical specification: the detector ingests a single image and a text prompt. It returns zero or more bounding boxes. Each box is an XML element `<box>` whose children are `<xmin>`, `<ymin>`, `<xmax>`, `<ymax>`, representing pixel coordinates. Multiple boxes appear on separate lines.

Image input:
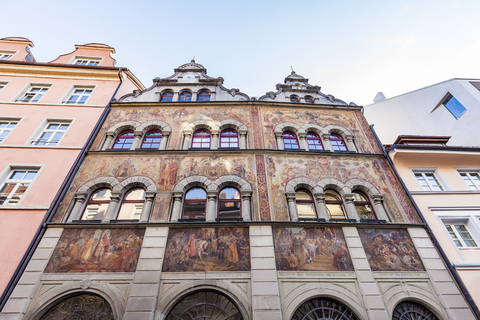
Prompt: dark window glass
<box><xmin>160</xmin><ymin>91</ymin><xmax>173</xmax><ymax>102</ymax></box>
<box><xmin>306</xmin><ymin>132</ymin><xmax>323</xmax><ymax>150</ymax></box>
<box><xmin>330</xmin><ymin>133</ymin><xmax>348</xmax><ymax>151</ymax></box>
<box><xmin>112</xmin><ymin>130</ymin><xmax>134</xmax><ymax>149</ymax></box>
<box><xmin>191</xmin><ymin>130</ymin><xmax>211</xmax><ymax>149</ymax></box>
<box><xmin>219</xmin><ymin>129</ymin><xmax>239</xmax><ymax>148</ymax></box>
<box><xmin>218</xmin><ymin>187</ymin><xmax>241</xmax><ymax>219</ymax></box>
<box><xmin>283</xmin><ymin>131</ymin><xmax>300</xmax><ymax>149</ymax></box>
<box><xmin>305</xmin><ymin>96</ymin><xmax>314</xmax><ymax>104</ymax></box>
<box><xmin>183</xmin><ymin>188</ymin><xmax>207</xmax><ymax>220</ymax></box>
<box><xmin>141</xmin><ymin>130</ymin><xmax>162</xmax><ymax>149</ymax></box>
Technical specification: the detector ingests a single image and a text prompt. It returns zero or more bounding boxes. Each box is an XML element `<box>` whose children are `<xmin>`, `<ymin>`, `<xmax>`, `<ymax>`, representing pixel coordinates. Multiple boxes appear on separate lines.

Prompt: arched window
<box><xmin>290</xmin><ymin>95</ymin><xmax>299</xmax><ymax>103</ymax></box>
<box><xmin>283</xmin><ymin>131</ymin><xmax>300</xmax><ymax>149</ymax></box>
<box><xmin>305</xmin><ymin>96</ymin><xmax>314</xmax><ymax>104</ymax></box>
<box><xmin>197</xmin><ymin>90</ymin><xmax>211</xmax><ymax>101</ymax></box>
<box><xmin>219</xmin><ymin>129</ymin><xmax>239</xmax><ymax>148</ymax></box>
<box><xmin>160</xmin><ymin>91</ymin><xmax>174</xmax><ymax>102</ymax></box>
<box><xmin>81</xmin><ymin>188</ymin><xmax>111</xmax><ymax>220</ymax></box>
<box><xmin>392</xmin><ymin>301</ymin><xmax>439</xmax><ymax>320</ymax></box>
<box><xmin>117</xmin><ymin>188</ymin><xmax>146</xmax><ymax>220</ymax></box>
<box><xmin>183</xmin><ymin>187</ymin><xmax>207</xmax><ymax>220</ymax></box>
<box><xmin>40</xmin><ymin>294</ymin><xmax>114</xmax><ymax>319</ymax></box>
<box><xmin>330</xmin><ymin>133</ymin><xmax>348</xmax><ymax>151</ymax></box>
<box><xmin>291</xmin><ymin>297</ymin><xmax>359</xmax><ymax>320</ymax></box>
<box><xmin>112</xmin><ymin>130</ymin><xmax>134</xmax><ymax>149</ymax></box>
<box><xmin>325</xmin><ymin>190</ymin><xmax>346</xmax><ymax>219</ymax></box>
<box><xmin>179</xmin><ymin>91</ymin><xmax>192</xmax><ymax>102</ymax></box>
<box><xmin>166</xmin><ymin>291</ymin><xmax>243</xmax><ymax>320</ymax></box>
<box><xmin>306</xmin><ymin>132</ymin><xmax>324</xmax><ymax>150</ymax></box>
<box><xmin>141</xmin><ymin>130</ymin><xmax>162</xmax><ymax>149</ymax></box>
<box><xmin>218</xmin><ymin>187</ymin><xmax>241</xmax><ymax>219</ymax></box>
<box><xmin>296</xmin><ymin>189</ymin><xmax>316</xmax><ymax>219</ymax></box>
<box><xmin>191</xmin><ymin>129</ymin><xmax>211</xmax><ymax>149</ymax></box>
<box><xmin>352</xmin><ymin>191</ymin><xmax>376</xmax><ymax>220</ymax></box>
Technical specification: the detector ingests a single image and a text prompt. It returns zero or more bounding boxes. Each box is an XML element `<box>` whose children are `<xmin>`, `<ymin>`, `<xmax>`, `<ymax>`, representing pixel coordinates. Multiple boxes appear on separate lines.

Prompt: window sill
<box><xmin>360</xmin><ymin>219</ymin><xmax>387</xmax><ymax>223</ymax></box>
<box><xmin>218</xmin><ymin>147</ymin><xmax>241</xmax><ymax>150</ymax></box>
<box><xmin>72</xmin><ymin>219</ymin><xmax>102</xmax><ymax>223</ymax></box>
<box><xmin>178</xmin><ymin>218</ymin><xmax>206</xmax><ymax>222</ymax></box>
<box><xmin>333</xmin><ymin>150</ymin><xmax>356</xmax><ymax>154</ymax></box>
<box><xmin>453</xmin><ymin>261</ymin><xmax>480</xmax><ymax>269</ymax></box>
<box><xmin>188</xmin><ymin>148</ymin><xmax>211</xmax><ymax>151</ymax></box>
<box><xmin>0</xmin><ymin>205</ymin><xmax>50</xmax><ymax>210</ymax></box>
<box><xmin>110</xmin><ymin>219</ymin><xmax>139</xmax><ymax>223</ymax></box>
<box><xmin>216</xmin><ymin>217</ymin><xmax>243</xmax><ymax>222</ymax></box>
<box><xmin>307</xmin><ymin>149</ymin><xmax>331</xmax><ymax>153</ymax></box>
<box><xmin>329</xmin><ymin>219</ymin><xmax>357</xmax><ymax>223</ymax></box>
<box><xmin>283</xmin><ymin>148</ymin><xmax>306</xmax><ymax>152</ymax></box>
<box><xmin>412</xmin><ymin>191</ymin><xmax>480</xmax><ymax>195</ymax></box>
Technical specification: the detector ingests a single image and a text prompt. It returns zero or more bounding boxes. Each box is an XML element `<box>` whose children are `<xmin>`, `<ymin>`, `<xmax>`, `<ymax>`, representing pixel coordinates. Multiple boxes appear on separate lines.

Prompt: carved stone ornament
<box><xmin>40</xmin><ymin>294</ymin><xmax>114</xmax><ymax>320</ymax></box>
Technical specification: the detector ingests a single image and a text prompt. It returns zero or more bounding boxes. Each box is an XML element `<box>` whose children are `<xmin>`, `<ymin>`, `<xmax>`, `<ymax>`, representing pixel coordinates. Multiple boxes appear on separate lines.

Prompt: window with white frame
<box><xmin>0</xmin><ymin>51</ymin><xmax>16</xmax><ymax>60</ymax></box>
<box><xmin>413</xmin><ymin>171</ymin><xmax>444</xmax><ymax>191</ymax></box>
<box><xmin>31</xmin><ymin>121</ymin><xmax>70</xmax><ymax>146</ymax></box>
<box><xmin>458</xmin><ymin>171</ymin><xmax>480</xmax><ymax>191</ymax></box>
<box><xmin>0</xmin><ymin>119</ymin><xmax>18</xmax><ymax>143</ymax></box>
<box><xmin>74</xmin><ymin>58</ymin><xmax>101</xmax><ymax>66</ymax></box>
<box><xmin>0</xmin><ymin>82</ymin><xmax>7</xmax><ymax>91</ymax></box>
<box><xmin>444</xmin><ymin>223</ymin><xmax>478</xmax><ymax>248</ymax></box>
<box><xmin>64</xmin><ymin>87</ymin><xmax>93</xmax><ymax>104</ymax></box>
<box><xmin>0</xmin><ymin>169</ymin><xmax>38</xmax><ymax>205</ymax></box>
<box><xmin>16</xmin><ymin>86</ymin><xmax>50</xmax><ymax>103</ymax></box>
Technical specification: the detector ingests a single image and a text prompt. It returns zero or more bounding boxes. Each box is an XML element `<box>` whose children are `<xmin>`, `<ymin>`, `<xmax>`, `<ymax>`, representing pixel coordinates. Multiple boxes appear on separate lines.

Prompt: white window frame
<box><xmin>457</xmin><ymin>169</ymin><xmax>480</xmax><ymax>191</ymax></box>
<box><xmin>0</xmin><ymin>166</ymin><xmax>40</xmax><ymax>205</ymax></box>
<box><xmin>62</xmin><ymin>85</ymin><xmax>95</xmax><ymax>105</ymax></box>
<box><xmin>411</xmin><ymin>168</ymin><xmax>448</xmax><ymax>191</ymax></box>
<box><xmin>444</xmin><ymin>223</ymin><xmax>478</xmax><ymax>248</ymax></box>
<box><xmin>0</xmin><ymin>50</ymin><xmax>17</xmax><ymax>60</ymax></box>
<box><xmin>0</xmin><ymin>81</ymin><xmax>9</xmax><ymax>91</ymax></box>
<box><xmin>31</xmin><ymin>120</ymin><xmax>71</xmax><ymax>146</ymax></box>
<box><xmin>0</xmin><ymin>117</ymin><xmax>21</xmax><ymax>143</ymax></box>
<box><xmin>15</xmin><ymin>84</ymin><xmax>52</xmax><ymax>103</ymax></box>
<box><xmin>71</xmin><ymin>56</ymin><xmax>103</xmax><ymax>66</ymax></box>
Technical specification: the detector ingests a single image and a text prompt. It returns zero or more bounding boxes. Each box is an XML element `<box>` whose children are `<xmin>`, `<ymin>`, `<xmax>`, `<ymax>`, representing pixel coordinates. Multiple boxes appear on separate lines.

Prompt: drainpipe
<box><xmin>370</xmin><ymin>124</ymin><xmax>480</xmax><ymax>319</ymax></box>
<box><xmin>0</xmin><ymin>68</ymin><xmax>125</xmax><ymax>311</ymax></box>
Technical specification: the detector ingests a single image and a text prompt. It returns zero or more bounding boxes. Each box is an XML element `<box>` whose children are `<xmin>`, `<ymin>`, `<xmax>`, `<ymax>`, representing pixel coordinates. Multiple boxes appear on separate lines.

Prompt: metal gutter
<box><xmin>370</xmin><ymin>124</ymin><xmax>480</xmax><ymax>319</ymax></box>
<box><xmin>0</xmin><ymin>68</ymin><xmax>124</xmax><ymax>311</ymax></box>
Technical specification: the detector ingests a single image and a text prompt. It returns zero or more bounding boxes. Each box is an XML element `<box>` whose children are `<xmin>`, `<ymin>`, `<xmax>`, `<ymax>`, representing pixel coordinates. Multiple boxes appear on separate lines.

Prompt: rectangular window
<box><xmin>0</xmin><ymin>82</ymin><xmax>7</xmax><ymax>91</ymax></box>
<box><xmin>0</xmin><ymin>51</ymin><xmax>16</xmax><ymax>60</ymax></box>
<box><xmin>17</xmin><ymin>86</ymin><xmax>50</xmax><ymax>103</ymax></box>
<box><xmin>459</xmin><ymin>171</ymin><xmax>480</xmax><ymax>190</ymax></box>
<box><xmin>0</xmin><ymin>170</ymin><xmax>38</xmax><ymax>205</ymax></box>
<box><xmin>414</xmin><ymin>171</ymin><xmax>443</xmax><ymax>191</ymax></box>
<box><xmin>442</xmin><ymin>93</ymin><xmax>467</xmax><ymax>119</ymax></box>
<box><xmin>0</xmin><ymin>120</ymin><xmax>18</xmax><ymax>143</ymax></box>
<box><xmin>31</xmin><ymin>122</ymin><xmax>70</xmax><ymax>146</ymax></box>
<box><xmin>74</xmin><ymin>59</ymin><xmax>101</xmax><ymax>66</ymax></box>
<box><xmin>64</xmin><ymin>88</ymin><xmax>93</xmax><ymax>105</ymax></box>
<box><xmin>445</xmin><ymin>224</ymin><xmax>478</xmax><ymax>248</ymax></box>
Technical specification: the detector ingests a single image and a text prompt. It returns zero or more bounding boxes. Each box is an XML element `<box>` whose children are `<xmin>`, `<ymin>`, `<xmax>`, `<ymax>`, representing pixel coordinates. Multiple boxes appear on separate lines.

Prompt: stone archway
<box><xmin>39</xmin><ymin>293</ymin><xmax>114</xmax><ymax>320</ymax></box>
<box><xmin>392</xmin><ymin>301</ymin><xmax>439</xmax><ymax>320</ymax></box>
<box><xmin>166</xmin><ymin>290</ymin><xmax>243</xmax><ymax>320</ymax></box>
<box><xmin>291</xmin><ymin>297</ymin><xmax>360</xmax><ymax>320</ymax></box>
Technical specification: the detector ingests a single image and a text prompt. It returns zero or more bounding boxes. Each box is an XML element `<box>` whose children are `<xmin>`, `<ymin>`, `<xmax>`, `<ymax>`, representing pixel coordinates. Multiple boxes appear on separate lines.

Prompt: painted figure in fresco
<box><xmin>160</xmin><ymin>160</ymin><xmax>179</xmax><ymax>187</ymax></box>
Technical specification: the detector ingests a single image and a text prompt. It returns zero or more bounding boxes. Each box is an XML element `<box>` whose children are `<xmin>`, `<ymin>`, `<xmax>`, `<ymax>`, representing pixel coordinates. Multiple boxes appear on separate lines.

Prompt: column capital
<box><xmin>184</xmin><ymin>131</ymin><xmax>192</xmax><ymax>137</ymax></box>
<box><xmin>239</xmin><ymin>130</ymin><xmax>247</xmax><ymax>135</ymax></box>
<box><xmin>207</xmin><ymin>191</ymin><xmax>217</xmax><ymax>199</ymax></box>
<box><xmin>241</xmin><ymin>190</ymin><xmax>252</xmax><ymax>198</ymax></box>
<box><xmin>105</xmin><ymin>132</ymin><xmax>114</xmax><ymax>137</ymax></box>
<box><xmin>173</xmin><ymin>192</ymin><xmax>184</xmax><ymax>200</ymax></box>
<box><xmin>321</xmin><ymin>133</ymin><xmax>331</xmax><ymax>140</ymax></box>
<box><xmin>145</xmin><ymin>192</ymin><xmax>156</xmax><ymax>200</ymax></box>
<box><xmin>286</xmin><ymin>192</ymin><xmax>296</xmax><ymax>200</ymax></box>
<box><xmin>298</xmin><ymin>132</ymin><xmax>307</xmax><ymax>139</ymax></box>
<box><xmin>313</xmin><ymin>192</ymin><xmax>326</xmax><ymax>202</ymax></box>
<box><xmin>74</xmin><ymin>193</ymin><xmax>87</xmax><ymax>201</ymax></box>
<box><xmin>275</xmin><ymin>132</ymin><xmax>284</xmax><ymax>138</ymax></box>
<box><xmin>134</xmin><ymin>130</ymin><xmax>143</xmax><ymax>136</ymax></box>
<box><xmin>110</xmin><ymin>193</ymin><xmax>122</xmax><ymax>202</ymax></box>
<box><xmin>343</xmin><ymin>193</ymin><xmax>355</xmax><ymax>203</ymax></box>
<box><xmin>345</xmin><ymin>134</ymin><xmax>355</xmax><ymax>141</ymax></box>
<box><xmin>211</xmin><ymin>130</ymin><xmax>219</xmax><ymax>135</ymax></box>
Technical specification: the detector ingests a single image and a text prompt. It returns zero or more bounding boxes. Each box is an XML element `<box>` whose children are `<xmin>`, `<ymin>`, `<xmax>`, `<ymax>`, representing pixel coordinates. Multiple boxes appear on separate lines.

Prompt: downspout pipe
<box><xmin>0</xmin><ymin>68</ymin><xmax>125</xmax><ymax>311</ymax></box>
<box><xmin>370</xmin><ymin>124</ymin><xmax>480</xmax><ymax>319</ymax></box>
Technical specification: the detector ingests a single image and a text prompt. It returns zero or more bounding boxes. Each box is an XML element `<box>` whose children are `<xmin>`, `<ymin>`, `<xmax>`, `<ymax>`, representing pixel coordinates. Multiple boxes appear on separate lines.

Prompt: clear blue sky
<box><xmin>2</xmin><ymin>0</ymin><xmax>480</xmax><ymax>106</ymax></box>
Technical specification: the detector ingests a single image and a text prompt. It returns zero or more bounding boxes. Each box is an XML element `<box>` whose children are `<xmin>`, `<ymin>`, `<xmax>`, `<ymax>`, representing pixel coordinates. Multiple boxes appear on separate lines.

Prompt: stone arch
<box><xmin>113</xmin><ymin>175</ymin><xmax>157</xmax><ymax>193</ymax></box>
<box><xmin>285</xmin><ymin>177</ymin><xmax>323</xmax><ymax>193</ymax></box>
<box><xmin>274</xmin><ymin>122</ymin><xmax>304</xmax><ymax>134</ymax></box>
<box><xmin>106</xmin><ymin>120</ymin><xmax>142</xmax><ymax>135</ymax></box>
<box><xmin>77</xmin><ymin>176</ymin><xmax>120</xmax><ymax>194</ymax></box>
<box><xmin>173</xmin><ymin>176</ymin><xmax>213</xmax><ymax>192</ymax></box>
<box><xmin>323</xmin><ymin>125</ymin><xmax>353</xmax><ymax>137</ymax></box>
<box><xmin>318</xmin><ymin>179</ymin><xmax>347</xmax><ymax>195</ymax></box>
<box><xmin>156</xmin><ymin>280</ymin><xmax>250</xmax><ymax>320</ymax></box>
<box><xmin>218</xmin><ymin>119</ymin><xmax>247</xmax><ymax>132</ymax></box>
<box><xmin>208</xmin><ymin>175</ymin><xmax>252</xmax><ymax>192</ymax></box>
<box><xmin>138</xmin><ymin>120</ymin><xmax>172</xmax><ymax>135</ymax></box>
<box><xmin>184</xmin><ymin>120</ymin><xmax>219</xmax><ymax>133</ymax></box>
<box><xmin>24</xmin><ymin>282</ymin><xmax>124</xmax><ymax>320</ymax></box>
<box><xmin>300</xmin><ymin>123</ymin><xmax>325</xmax><ymax>135</ymax></box>
<box><xmin>345</xmin><ymin>179</ymin><xmax>381</xmax><ymax>197</ymax></box>
<box><xmin>282</xmin><ymin>283</ymin><xmax>368</xmax><ymax>320</ymax></box>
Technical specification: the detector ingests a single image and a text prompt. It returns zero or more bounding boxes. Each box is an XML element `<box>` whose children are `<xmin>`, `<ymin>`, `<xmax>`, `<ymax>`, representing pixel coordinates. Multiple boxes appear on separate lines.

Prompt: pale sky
<box><xmin>2</xmin><ymin>0</ymin><xmax>480</xmax><ymax>106</ymax></box>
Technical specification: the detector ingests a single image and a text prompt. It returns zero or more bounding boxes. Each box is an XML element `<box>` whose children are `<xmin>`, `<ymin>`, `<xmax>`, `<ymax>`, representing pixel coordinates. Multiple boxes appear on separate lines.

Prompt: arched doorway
<box><xmin>392</xmin><ymin>301</ymin><xmax>439</xmax><ymax>320</ymax></box>
<box><xmin>291</xmin><ymin>297</ymin><xmax>359</xmax><ymax>320</ymax></box>
<box><xmin>40</xmin><ymin>293</ymin><xmax>114</xmax><ymax>319</ymax></box>
<box><xmin>166</xmin><ymin>290</ymin><xmax>243</xmax><ymax>320</ymax></box>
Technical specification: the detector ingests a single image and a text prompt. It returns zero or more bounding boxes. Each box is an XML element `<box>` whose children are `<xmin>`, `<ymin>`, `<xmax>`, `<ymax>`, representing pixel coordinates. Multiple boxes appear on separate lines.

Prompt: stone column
<box><xmin>239</xmin><ymin>130</ymin><xmax>247</xmax><ymax>149</ymax></box>
<box><xmin>313</xmin><ymin>192</ymin><xmax>329</xmax><ymax>220</ymax></box>
<box><xmin>103</xmin><ymin>132</ymin><xmax>115</xmax><ymax>150</ymax></box>
<box><xmin>371</xmin><ymin>195</ymin><xmax>389</xmax><ymax>221</ymax></box>
<box><xmin>206</xmin><ymin>192</ymin><xmax>217</xmax><ymax>222</ymax></box>
<box><xmin>275</xmin><ymin>133</ymin><xmax>284</xmax><ymax>150</ymax></box>
<box><xmin>321</xmin><ymin>133</ymin><xmax>333</xmax><ymax>151</ymax></box>
<box><xmin>250</xmin><ymin>226</ymin><xmax>282</xmax><ymax>320</ymax></box>
<box><xmin>132</xmin><ymin>131</ymin><xmax>143</xmax><ymax>149</ymax></box>
<box><xmin>344</xmin><ymin>194</ymin><xmax>359</xmax><ymax>221</ymax></box>
<box><xmin>139</xmin><ymin>192</ymin><xmax>155</xmax><ymax>222</ymax></box>
<box><xmin>170</xmin><ymin>192</ymin><xmax>183</xmax><ymax>222</ymax></box>
<box><xmin>241</xmin><ymin>191</ymin><xmax>252</xmax><ymax>221</ymax></box>
<box><xmin>159</xmin><ymin>132</ymin><xmax>169</xmax><ymax>150</ymax></box>
<box><xmin>345</xmin><ymin>134</ymin><xmax>356</xmax><ymax>152</ymax></box>
<box><xmin>286</xmin><ymin>192</ymin><xmax>298</xmax><ymax>221</ymax></box>
<box><xmin>298</xmin><ymin>132</ymin><xmax>308</xmax><ymax>150</ymax></box>
<box><xmin>67</xmin><ymin>193</ymin><xmax>86</xmax><ymax>222</ymax></box>
<box><xmin>173</xmin><ymin>91</ymin><xmax>179</xmax><ymax>101</ymax></box>
<box><xmin>211</xmin><ymin>130</ymin><xmax>219</xmax><ymax>150</ymax></box>
<box><xmin>183</xmin><ymin>131</ymin><xmax>192</xmax><ymax>150</ymax></box>
<box><xmin>103</xmin><ymin>193</ymin><xmax>121</xmax><ymax>222</ymax></box>
<box><xmin>192</xmin><ymin>92</ymin><xmax>197</xmax><ymax>101</ymax></box>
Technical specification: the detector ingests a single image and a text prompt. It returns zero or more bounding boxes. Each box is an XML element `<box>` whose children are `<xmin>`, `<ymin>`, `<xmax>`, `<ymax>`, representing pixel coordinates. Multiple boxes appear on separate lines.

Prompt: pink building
<box><xmin>0</xmin><ymin>37</ymin><xmax>143</xmax><ymax>296</ymax></box>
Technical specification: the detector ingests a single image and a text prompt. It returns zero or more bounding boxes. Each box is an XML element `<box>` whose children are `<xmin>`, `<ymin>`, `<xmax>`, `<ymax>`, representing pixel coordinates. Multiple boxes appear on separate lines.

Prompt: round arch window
<box><xmin>112</xmin><ymin>130</ymin><xmax>134</xmax><ymax>149</ymax></box>
<box><xmin>81</xmin><ymin>188</ymin><xmax>111</xmax><ymax>221</ymax></box>
<box><xmin>330</xmin><ymin>133</ymin><xmax>348</xmax><ymax>151</ymax></box>
<box><xmin>296</xmin><ymin>189</ymin><xmax>317</xmax><ymax>219</ymax></box>
<box><xmin>291</xmin><ymin>297</ymin><xmax>359</xmax><ymax>320</ymax></box>
<box><xmin>306</xmin><ymin>132</ymin><xmax>323</xmax><ymax>150</ymax></box>
<box><xmin>305</xmin><ymin>96</ymin><xmax>314</xmax><ymax>104</ymax></box>
<box><xmin>191</xmin><ymin>129</ymin><xmax>211</xmax><ymax>149</ymax></box>
<box><xmin>283</xmin><ymin>131</ymin><xmax>300</xmax><ymax>149</ymax></box>
<box><xmin>117</xmin><ymin>188</ymin><xmax>146</xmax><ymax>220</ymax></box>
<box><xmin>183</xmin><ymin>187</ymin><xmax>207</xmax><ymax>220</ymax></box>
<box><xmin>197</xmin><ymin>90</ymin><xmax>211</xmax><ymax>101</ymax></box>
<box><xmin>352</xmin><ymin>191</ymin><xmax>376</xmax><ymax>220</ymax></box>
<box><xmin>166</xmin><ymin>290</ymin><xmax>243</xmax><ymax>320</ymax></box>
<box><xmin>141</xmin><ymin>130</ymin><xmax>162</xmax><ymax>149</ymax></box>
<box><xmin>220</xmin><ymin>129</ymin><xmax>239</xmax><ymax>148</ymax></box>
<box><xmin>392</xmin><ymin>300</ymin><xmax>439</xmax><ymax>320</ymax></box>
<box><xmin>218</xmin><ymin>187</ymin><xmax>241</xmax><ymax>219</ymax></box>
<box><xmin>325</xmin><ymin>190</ymin><xmax>346</xmax><ymax>219</ymax></box>
<box><xmin>179</xmin><ymin>91</ymin><xmax>192</xmax><ymax>102</ymax></box>
<box><xmin>160</xmin><ymin>91</ymin><xmax>174</xmax><ymax>102</ymax></box>
<box><xmin>40</xmin><ymin>294</ymin><xmax>114</xmax><ymax>320</ymax></box>
<box><xmin>290</xmin><ymin>95</ymin><xmax>300</xmax><ymax>103</ymax></box>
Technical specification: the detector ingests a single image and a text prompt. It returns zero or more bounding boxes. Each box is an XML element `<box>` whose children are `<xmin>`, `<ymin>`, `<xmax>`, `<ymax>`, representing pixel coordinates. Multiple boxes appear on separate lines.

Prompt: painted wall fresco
<box><xmin>45</xmin><ymin>228</ymin><xmax>144</xmax><ymax>273</ymax></box>
<box><xmin>273</xmin><ymin>227</ymin><xmax>353</xmax><ymax>271</ymax></box>
<box><xmin>163</xmin><ymin>227</ymin><xmax>250</xmax><ymax>272</ymax></box>
<box><xmin>358</xmin><ymin>228</ymin><xmax>424</xmax><ymax>271</ymax></box>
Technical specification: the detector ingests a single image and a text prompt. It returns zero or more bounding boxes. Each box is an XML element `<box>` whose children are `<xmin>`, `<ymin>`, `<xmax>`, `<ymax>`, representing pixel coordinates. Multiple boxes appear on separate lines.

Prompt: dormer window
<box><xmin>305</xmin><ymin>96</ymin><xmax>314</xmax><ymax>104</ymax></box>
<box><xmin>179</xmin><ymin>91</ymin><xmax>192</xmax><ymax>102</ymax></box>
<box><xmin>74</xmin><ymin>58</ymin><xmax>101</xmax><ymax>66</ymax></box>
<box><xmin>290</xmin><ymin>96</ymin><xmax>300</xmax><ymax>103</ymax></box>
<box><xmin>0</xmin><ymin>51</ymin><xmax>16</xmax><ymax>60</ymax></box>
<box><xmin>160</xmin><ymin>91</ymin><xmax>174</xmax><ymax>102</ymax></box>
<box><xmin>197</xmin><ymin>91</ymin><xmax>211</xmax><ymax>102</ymax></box>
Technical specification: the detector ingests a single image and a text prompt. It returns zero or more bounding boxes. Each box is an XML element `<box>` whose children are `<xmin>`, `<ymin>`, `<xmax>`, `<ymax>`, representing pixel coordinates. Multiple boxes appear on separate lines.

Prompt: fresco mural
<box><xmin>163</xmin><ymin>227</ymin><xmax>250</xmax><ymax>272</ymax></box>
<box><xmin>45</xmin><ymin>228</ymin><xmax>145</xmax><ymax>273</ymax></box>
<box><xmin>273</xmin><ymin>227</ymin><xmax>353</xmax><ymax>271</ymax></box>
<box><xmin>358</xmin><ymin>228</ymin><xmax>424</xmax><ymax>271</ymax></box>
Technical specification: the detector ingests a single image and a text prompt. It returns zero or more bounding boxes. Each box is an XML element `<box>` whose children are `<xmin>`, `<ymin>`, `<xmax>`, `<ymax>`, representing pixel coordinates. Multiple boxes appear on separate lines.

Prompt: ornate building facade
<box><xmin>0</xmin><ymin>61</ymin><xmax>477</xmax><ymax>319</ymax></box>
